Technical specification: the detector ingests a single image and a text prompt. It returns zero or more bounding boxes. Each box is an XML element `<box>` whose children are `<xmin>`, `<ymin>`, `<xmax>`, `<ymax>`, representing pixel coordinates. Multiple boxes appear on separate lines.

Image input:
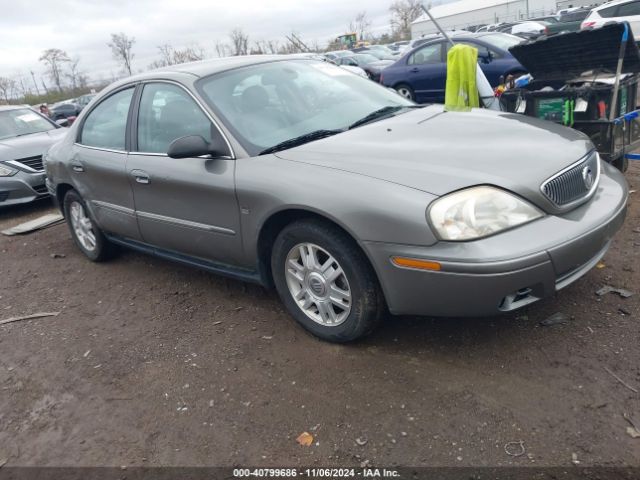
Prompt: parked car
<box><xmin>529</xmin><ymin>15</ymin><xmax>559</xmax><ymax>23</ymax></box>
<box><xmin>324</xmin><ymin>50</ymin><xmax>354</xmax><ymax>61</ymax></box>
<box><xmin>287</xmin><ymin>52</ymin><xmax>368</xmax><ymax>78</ymax></box>
<box><xmin>506</xmin><ymin>21</ymin><xmax>551</xmax><ymax>38</ymax></box>
<box><xmin>76</xmin><ymin>93</ymin><xmax>97</xmax><ymax>110</ymax></box>
<box><xmin>337</xmin><ymin>53</ymin><xmax>394</xmax><ymax>81</ymax></box>
<box><xmin>544</xmin><ymin>8</ymin><xmax>592</xmax><ymax>34</ymax></box>
<box><xmin>381</xmin><ymin>33</ymin><xmax>526</xmax><ymax>103</ymax></box>
<box><xmin>0</xmin><ymin>105</ymin><xmax>67</xmax><ymax>206</ymax></box>
<box><xmin>50</xmin><ymin>102</ymin><xmax>81</xmax><ymax>120</ymax></box>
<box><xmin>582</xmin><ymin>0</ymin><xmax>640</xmax><ymax>39</ymax></box>
<box><xmin>45</xmin><ymin>56</ymin><xmax>628</xmax><ymax>342</ymax></box>
<box><xmin>388</xmin><ymin>41</ymin><xmax>410</xmax><ymax>52</ymax></box>
<box><xmin>354</xmin><ymin>48</ymin><xmax>397</xmax><ymax>60</ymax></box>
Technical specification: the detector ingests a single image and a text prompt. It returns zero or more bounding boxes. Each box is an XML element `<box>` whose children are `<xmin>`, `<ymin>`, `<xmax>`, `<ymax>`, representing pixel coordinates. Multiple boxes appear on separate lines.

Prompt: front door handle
<box><xmin>131</xmin><ymin>169</ymin><xmax>150</xmax><ymax>185</ymax></box>
<box><xmin>71</xmin><ymin>164</ymin><xmax>84</xmax><ymax>173</ymax></box>
<box><xmin>410</xmin><ymin>67</ymin><xmax>420</xmax><ymax>73</ymax></box>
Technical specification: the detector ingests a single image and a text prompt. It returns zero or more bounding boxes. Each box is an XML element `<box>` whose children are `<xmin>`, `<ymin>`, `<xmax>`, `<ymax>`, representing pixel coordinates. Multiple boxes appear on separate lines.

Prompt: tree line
<box><xmin>0</xmin><ymin>0</ymin><xmax>423</xmax><ymax>106</ymax></box>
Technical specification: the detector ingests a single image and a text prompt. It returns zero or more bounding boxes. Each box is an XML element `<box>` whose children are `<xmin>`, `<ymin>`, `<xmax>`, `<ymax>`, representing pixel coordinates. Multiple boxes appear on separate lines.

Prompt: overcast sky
<box><xmin>0</xmin><ymin>0</ymin><xmax>430</xmax><ymax>90</ymax></box>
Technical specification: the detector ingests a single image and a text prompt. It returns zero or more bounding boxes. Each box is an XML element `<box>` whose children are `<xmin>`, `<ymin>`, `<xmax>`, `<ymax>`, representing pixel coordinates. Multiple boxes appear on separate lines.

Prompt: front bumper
<box><xmin>364</xmin><ymin>162</ymin><xmax>629</xmax><ymax>317</ymax></box>
<box><xmin>0</xmin><ymin>171</ymin><xmax>48</xmax><ymax>207</ymax></box>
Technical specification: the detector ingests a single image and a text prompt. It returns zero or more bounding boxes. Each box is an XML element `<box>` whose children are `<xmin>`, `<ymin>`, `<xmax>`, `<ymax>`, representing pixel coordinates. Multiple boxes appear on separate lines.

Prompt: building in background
<box><xmin>555</xmin><ymin>1</ymin><xmax>606</xmax><ymax>10</ymax></box>
<box><xmin>411</xmin><ymin>0</ymin><xmax>560</xmax><ymax>37</ymax></box>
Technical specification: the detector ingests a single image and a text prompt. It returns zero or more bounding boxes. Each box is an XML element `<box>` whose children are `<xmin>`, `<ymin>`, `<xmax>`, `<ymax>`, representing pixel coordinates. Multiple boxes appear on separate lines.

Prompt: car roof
<box><xmin>593</xmin><ymin>0</ymin><xmax>631</xmax><ymax>9</ymax></box>
<box><xmin>102</xmin><ymin>55</ymin><xmax>315</xmax><ymax>93</ymax></box>
<box><xmin>138</xmin><ymin>55</ymin><xmax>285</xmax><ymax>79</ymax></box>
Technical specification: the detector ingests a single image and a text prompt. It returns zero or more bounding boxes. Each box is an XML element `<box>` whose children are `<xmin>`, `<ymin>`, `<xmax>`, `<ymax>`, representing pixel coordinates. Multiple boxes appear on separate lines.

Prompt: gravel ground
<box><xmin>0</xmin><ymin>164</ymin><xmax>639</xmax><ymax>469</ymax></box>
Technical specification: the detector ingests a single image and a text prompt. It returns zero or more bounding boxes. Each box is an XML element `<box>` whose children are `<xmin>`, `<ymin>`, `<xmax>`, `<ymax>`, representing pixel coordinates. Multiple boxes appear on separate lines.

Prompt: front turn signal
<box><xmin>391</xmin><ymin>257</ymin><xmax>442</xmax><ymax>271</ymax></box>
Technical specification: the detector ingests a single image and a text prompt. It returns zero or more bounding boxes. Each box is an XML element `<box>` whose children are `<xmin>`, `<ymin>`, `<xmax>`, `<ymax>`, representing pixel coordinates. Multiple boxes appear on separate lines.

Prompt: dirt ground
<box><xmin>0</xmin><ymin>165</ymin><xmax>639</xmax><ymax>470</ymax></box>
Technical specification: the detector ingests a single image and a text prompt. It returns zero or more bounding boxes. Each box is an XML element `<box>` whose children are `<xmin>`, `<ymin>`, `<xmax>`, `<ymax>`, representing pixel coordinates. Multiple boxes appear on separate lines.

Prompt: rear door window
<box><xmin>408</xmin><ymin>43</ymin><xmax>444</xmax><ymax>65</ymax></box>
<box><xmin>79</xmin><ymin>88</ymin><xmax>134</xmax><ymax>150</ymax></box>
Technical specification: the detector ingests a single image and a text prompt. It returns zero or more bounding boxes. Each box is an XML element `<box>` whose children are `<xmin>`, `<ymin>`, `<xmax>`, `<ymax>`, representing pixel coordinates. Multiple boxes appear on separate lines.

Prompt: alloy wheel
<box><xmin>69</xmin><ymin>201</ymin><xmax>97</xmax><ymax>252</ymax></box>
<box><xmin>284</xmin><ymin>242</ymin><xmax>352</xmax><ymax>326</ymax></box>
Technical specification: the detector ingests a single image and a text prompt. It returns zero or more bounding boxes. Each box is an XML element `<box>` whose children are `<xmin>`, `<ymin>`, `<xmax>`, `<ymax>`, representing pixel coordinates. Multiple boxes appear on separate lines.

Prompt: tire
<box><xmin>63</xmin><ymin>189</ymin><xmax>113</xmax><ymax>262</ymax></box>
<box><xmin>395</xmin><ymin>84</ymin><xmax>415</xmax><ymax>101</ymax></box>
<box><xmin>271</xmin><ymin>219</ymin><xmax>385</xmax><ymax>342</ymax></box>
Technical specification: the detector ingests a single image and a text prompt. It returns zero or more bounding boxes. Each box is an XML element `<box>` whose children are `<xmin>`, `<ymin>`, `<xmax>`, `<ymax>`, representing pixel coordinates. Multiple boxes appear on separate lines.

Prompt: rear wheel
<box><xmin>63</xmin><ymin>190</ymin><xmax>113</xmax><ymax>261</ymax></box>
<box><xmin>395</xmin><ymin>84</ymin><xmax>415</xmax><ymax>101</ymax></box>
<box><xmin>271</xmin><ymin>220</ymin><xmax>385</xmax><ymax>342</ymax></box>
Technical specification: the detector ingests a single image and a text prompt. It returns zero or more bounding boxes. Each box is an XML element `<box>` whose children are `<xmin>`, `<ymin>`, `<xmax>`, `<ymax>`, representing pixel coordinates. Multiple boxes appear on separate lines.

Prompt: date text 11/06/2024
<box><xmin>232</xmin><ymin>468</ymin><xmax>401</xmax><ymax>478</ymax></box>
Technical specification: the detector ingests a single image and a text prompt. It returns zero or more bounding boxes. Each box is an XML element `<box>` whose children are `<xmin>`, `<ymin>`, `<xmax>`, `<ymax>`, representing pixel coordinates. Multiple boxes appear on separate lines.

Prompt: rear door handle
<box><xmin>71</xmin><ymin>164</ymin><xmax>84</xmax><ymax>172</ymax></box>
<box><xmin>131</xmin><ymin>169</ymin><xmax>150</xmax><ymax>184</ymax></box>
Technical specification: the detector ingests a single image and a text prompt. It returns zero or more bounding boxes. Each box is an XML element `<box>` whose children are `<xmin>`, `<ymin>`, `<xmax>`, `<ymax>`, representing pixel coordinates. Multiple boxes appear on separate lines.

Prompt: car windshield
<box><xmin>479</xmin><ymin>33</ymin><xmax>524</xmax><ymax>50</ymax></box>
<box><xmin>197</xmin><ymin>60</ymin><xmax>413</xmax><ymax>156</ymax></box>
<box><xmin>0</xmin><ymin>108</ymin><xmax>56</xmax><ymax>140</ymax></box>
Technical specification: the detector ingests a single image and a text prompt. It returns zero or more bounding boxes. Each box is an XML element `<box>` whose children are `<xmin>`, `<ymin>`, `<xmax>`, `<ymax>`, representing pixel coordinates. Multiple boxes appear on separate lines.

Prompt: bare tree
<box><xmin>390</xmin><ymin>0</ymin><xmax>424</xmax><ymax>40</ymax></box>
<box><xmin>149</xmin><ymin>43</ymin><xmax>206</xmax><ymax>69</ymax></box>
<box><xmin>39</xmin><ymin>48</ymin><xmax>70</xmax><ymax>92</ymax></box>
<box><xmin>108</xmin><ymin>32</ymin><xmax>135</xmax><ymax>75</ymax></box>
<box><xmin>229</xmin><ymin>28</ymin><xmax>249</xmax><ymax>56</ymax></box>
<box><xmin>172</xmin><ymin>45</ymin><xmax>205</xmax><ymax>64</ymax></box>
<box><xmin>266</xmin><ymin>40</ymin><xmax>281</xmax><ymax>54</ymax></box>
<box><xmin>349</xmin><ymin>11</ymin><xmax>372</xmax><ymax>42</ymax></box>
<box><xmin>214</xmin><ymin>41</ymin><xmax>231</xmax><ymax>58</ymax></box>
<box><xmin>66</xmin><ymin>57</ymin><xmax>82</xmax><ymax>90</ymax></box>
<box><xmin>0</xmin><ymin>77</ymin><xmax>16</xmax><ymax>104</ymax></box>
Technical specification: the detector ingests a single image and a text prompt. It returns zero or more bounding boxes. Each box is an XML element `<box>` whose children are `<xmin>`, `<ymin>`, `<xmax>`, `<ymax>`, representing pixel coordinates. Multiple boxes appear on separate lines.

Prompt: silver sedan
<box><xmin>45</xmin><ymin>56</ymin><xmax>628</xmax><ymax>342</ymax></box>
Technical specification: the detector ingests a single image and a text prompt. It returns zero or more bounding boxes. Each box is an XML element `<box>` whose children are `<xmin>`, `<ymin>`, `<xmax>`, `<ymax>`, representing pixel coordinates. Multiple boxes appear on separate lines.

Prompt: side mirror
<box><xmin>55</xmin><ymin>118</ymin><xmax>70</xmax><ymax>127</ymax></box>
<box><xmin>168</xmin><ymin>135</ymin><xmax>218</xmax><ymax>159</ymax></box>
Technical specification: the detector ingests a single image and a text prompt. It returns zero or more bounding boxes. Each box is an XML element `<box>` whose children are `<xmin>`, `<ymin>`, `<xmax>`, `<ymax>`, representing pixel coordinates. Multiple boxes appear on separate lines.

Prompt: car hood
<box><xmin>0</xmin><ymin>129</ymin><xmax>67</xmax><ymax>160</ymax></box>
<box><xmin>275</xmin><ymin>105</ymin><xmax>593</xmax><ymax>209</ymax></box>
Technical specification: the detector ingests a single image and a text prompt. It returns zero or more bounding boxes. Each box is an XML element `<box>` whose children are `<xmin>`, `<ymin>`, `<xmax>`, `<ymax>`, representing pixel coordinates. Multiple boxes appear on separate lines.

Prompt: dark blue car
<box><xmin>380</xmin><ymin>32</ymin><xmax>527</xmax><ymax>103</ymax></box>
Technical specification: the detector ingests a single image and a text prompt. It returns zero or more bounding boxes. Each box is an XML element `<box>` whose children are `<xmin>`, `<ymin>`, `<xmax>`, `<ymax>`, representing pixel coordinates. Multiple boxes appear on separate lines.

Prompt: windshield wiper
<box><xmin>259</xmin><ymin>129</ymin><xmax>344</xmax><ymax>155</ymax></box>
<box><xmin>348</xmin><ymin>105</ymin><xmax>420</xmax><ymax>130</ymax></box>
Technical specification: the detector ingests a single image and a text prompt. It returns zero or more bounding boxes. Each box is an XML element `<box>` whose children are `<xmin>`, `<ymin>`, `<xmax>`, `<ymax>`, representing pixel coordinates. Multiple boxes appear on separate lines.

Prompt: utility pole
<box><xmin>30</xmin><ymin>70</ymin><xmax>40</xmax><ymax>96</ymax></box>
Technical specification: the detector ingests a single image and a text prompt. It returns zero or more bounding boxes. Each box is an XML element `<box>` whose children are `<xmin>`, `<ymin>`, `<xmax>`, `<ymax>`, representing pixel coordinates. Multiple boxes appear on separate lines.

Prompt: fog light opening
<box><xmin>499</xmin><ymin>286</ymin><xmax>538</xmax><ymax>311</ymax></box>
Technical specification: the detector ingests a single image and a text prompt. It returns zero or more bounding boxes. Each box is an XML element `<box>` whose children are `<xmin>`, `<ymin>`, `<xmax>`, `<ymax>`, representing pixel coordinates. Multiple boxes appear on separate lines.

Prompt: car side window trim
<box><xmin>74</xmin><ymin>84</ymin><xmax>138</xmax><ymax>153</ymax></box>
<box><xmin>130</xmin><ymin>79</ymin><xmax>235</xmax><ymax>160</ymax></box>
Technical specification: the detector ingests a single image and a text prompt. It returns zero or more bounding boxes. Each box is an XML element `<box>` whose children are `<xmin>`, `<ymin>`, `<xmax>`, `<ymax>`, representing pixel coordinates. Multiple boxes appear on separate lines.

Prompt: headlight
<box><xmin>429</xmin><ymin>186</ymin><xmax>543</xmax><ymax>241</ymax></box>
<box><xmin>0</xmin><ymin>164</ymin><xmax>17</xmax><ymax>177</ymax></box>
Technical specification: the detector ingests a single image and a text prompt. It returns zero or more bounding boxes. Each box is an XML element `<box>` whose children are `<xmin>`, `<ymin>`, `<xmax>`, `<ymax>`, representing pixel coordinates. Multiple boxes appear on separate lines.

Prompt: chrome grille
<box><xmin>15</xmin><ymin>155</ymin><xmax>44</xmax><ymax>172</ymax></box>
<box><xmin>541</xmin><ymin>152</ymin><xmax>600</xmax><ymax>207</ymax></box>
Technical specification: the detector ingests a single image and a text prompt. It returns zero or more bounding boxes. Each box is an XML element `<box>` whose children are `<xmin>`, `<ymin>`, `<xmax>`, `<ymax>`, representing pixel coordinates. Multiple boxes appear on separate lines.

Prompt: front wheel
<box><xmin>63</xmin><ymin>189</ymin><xmax>113</xmax><ymax>261</ymax></box>
<box><xmin>271</xmin><ymin>220</ymin><xmax>385</xmax><ymax>342</ymax></box>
